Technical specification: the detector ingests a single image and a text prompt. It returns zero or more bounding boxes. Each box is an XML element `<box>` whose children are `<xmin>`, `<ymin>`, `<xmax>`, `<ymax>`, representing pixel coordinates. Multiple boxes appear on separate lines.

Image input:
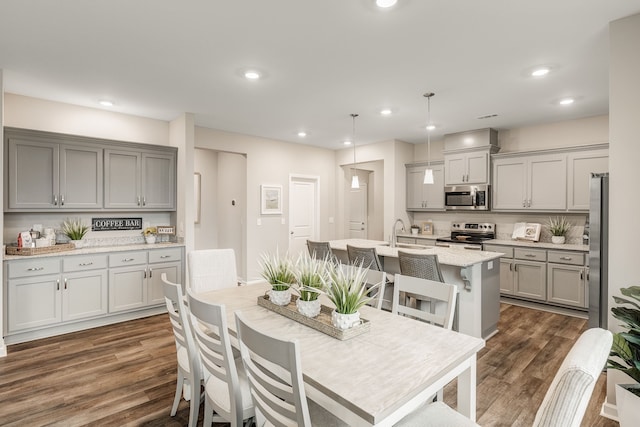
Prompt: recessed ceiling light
<box><xmin>531</xmin><ymin>67</ymin><xmax>550</xmax><ymax>77</ymax></box>
<box><xmin>297</xmin><ymin>131</ymin><xmax>307</xmax><ymax>137</ymax></box>
<box><xmin>99</xmin><ymin>100</ymin><xmax>114</xmax><ymax>107</ymax></box>
<box><xmin>380</xmin><ymin>108</ymin><xmax>392</xmax><ymax>116</ymax></box>
<box><xmin>426</xmin><ymin>124</ymin><xmax>436</xmax><ymax>131</ymax></box>
<box><xmin>376</xmin><ymin>0</ymin><xmax>398</xmax><ymax>8</ymax></box>
<box><xmin>244</xmin><ymin>70</ymin><xmax>261</xmax><ymax>80</ymax></box>
<box><xmin>559</xmin><ymin>98</ymin><xmax>575</xmax><ymax>105</ymax></box>
<box><xmin>343</xmin><ymin>140</ymin><xmax>352</xmax><ymax>146</ymax></box>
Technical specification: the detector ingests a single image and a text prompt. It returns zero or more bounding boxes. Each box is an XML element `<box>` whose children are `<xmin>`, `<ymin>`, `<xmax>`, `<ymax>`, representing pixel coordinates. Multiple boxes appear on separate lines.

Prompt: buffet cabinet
<box><xmin>4</xmin><ymin>127</ymin><xmax>177</xmax><ymax>212</ymax></box>
<box><xmin>484</xmin><ymin>243</ymin><xmax>588</xmax><ymax>309</ymax></box>
<box><xmin>3</xmin><ymin>246</ymin><xmax>183</xmax><ymax>343</ymax></box>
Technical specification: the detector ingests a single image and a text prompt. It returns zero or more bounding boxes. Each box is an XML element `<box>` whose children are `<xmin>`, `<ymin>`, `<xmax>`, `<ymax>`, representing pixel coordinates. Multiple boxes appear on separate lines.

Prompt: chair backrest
<box><xmin>186</xmin><ymin>289</ymin><xmax>246</xmax><ymax>425</ymax></box>
<box><xmin>398</xmin><ymin>250</ymin><xmax>444</xmax><ymax>282</ymax></box>
<box><xmin>187</xmin><ymin>248</ymin><xmax>238</xmax><ymax>293</ymax></box>
<box><xmin>235</xmin><ymin>311</ymin><xmax>312</xmax><ymax>427</ymax></box>
<box><xmin>161</xmin><ymin>273</ymin><xmax>201</xmax><ymax>381</ymax></box>
<box><xmin>340</xmin><ymin>264</ymin><xmax>386</xmax><ymax>310</ymax></box>
<box><xmin>392</xmin><ymin>274</ymin><xmax>457</xmax><ymax>329</ymax></box>
<box><xmin>346</xmin><ymin>245</ymin><xmax>383</xmax><ymax>271</ymax></box>
<box><xmin>306</xmin><ymin>240</ymin><xmax>333</xmax><ymax>261</ymax></box>
<box><xmin>533</xmin><ymin>328</ymin><xmax>613</xmax><ymax>427</ymax></box>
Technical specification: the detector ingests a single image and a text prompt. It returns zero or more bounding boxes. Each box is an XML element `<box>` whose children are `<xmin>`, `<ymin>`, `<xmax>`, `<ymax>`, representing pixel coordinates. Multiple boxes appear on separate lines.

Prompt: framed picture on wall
<box><xmin>261</xmin><ymin>184</ymin><xmax>282</xmax><ymax>215</ymax></box>
<box><xmin>421</xmin><ymin>221</ymin><xmax>434</xmax><ymax>235</ymax></box>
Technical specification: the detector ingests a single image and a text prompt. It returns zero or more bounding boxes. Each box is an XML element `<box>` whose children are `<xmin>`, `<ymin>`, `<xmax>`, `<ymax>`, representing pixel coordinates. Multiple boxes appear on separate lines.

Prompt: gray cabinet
<box><xmin>406</xmin><ymin>162</ymin><xmax>445</xmax><ymax>211</ymax></box>
<box><xmin>6</xmin><ymin>136</ymin><xmax>103</xmax><ymax>211</ymax></box>
<box><xmin>547</xmin><ymin>250</ymin><xmax>587</xmax><ymax>308</ymax></box>
<box><xmin>104</xmin><ymin>150</ymin><xmax>176</xmax><ymax>210</ymax></box>
<box><xmin>444</xmin><ymin>150</ymin><xmax>490</xmax><ymax>185</ymax></box>
<box><xmin>567</xmin><ymin>149</ymin><xmax>608</xmax><ymax>210</ymax></box>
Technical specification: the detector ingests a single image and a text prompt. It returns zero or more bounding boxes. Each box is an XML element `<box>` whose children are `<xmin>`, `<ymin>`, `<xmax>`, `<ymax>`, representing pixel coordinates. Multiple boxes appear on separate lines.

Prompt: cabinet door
<box><xmin>142</xmin><ymin>152</ymin><xmax>176</xmax><ymax>210</ymax></box>
<box><xmin>492</xmin><ymin>158</ymin><xmax>527</xmax><ymax>210</ymax></box>
<box><xmin>466</xmin><ymin>152</ymin><xmax>489</xmax><ymax>184</ymax></box>
<box><xmin>62</xmin><ymin>270</ymin><xmax>108</xmax><ymax>321</ymax></box>
<box><xmin>567</xmin><ymin>150</ymin><xmax>608</xmax><ymax>210</ymax></box>
<box><xmin>59</xmin><ymin>144</ymin><xmax>103</xmax><ymax>209</ymax></box>
<box><xmin>108</xmin><ymin>266</ymin><xmax>147</xmax><ymax>312</ymax></box>
<box><xmin>147</xmin><ymin>262</ymin><xmax>182</xmax><ymax>306</ymax></box>
<box><xmin>528</xmin><ymin>155</ymin><xmax>567</xmax><ymax>210</ymax></box>
<box><xmin>7</xmin><ymin>275</ymin><xmax>61</xmax><ymax>332</ymax></box>
<box><xmin>444</xmin><ymin>154</ymin><xmax>467</xmax><ymax>185</ymax></box>
<box><xmin>7</xmin><ymin>139</ymin><xmax>59</xmax><ymax>209</ymax></box>
<box><xmin>423</xmin><ymin>164</ymin><xmax>445</xmax><ymax>209</ymax></box>
<box><xmin>104</xmin><ymin>150</ymin><xmax>142</xmax><ymax>209</ymax></box>
<box><xmin>406</xmin><ymin>166</ymin><xmax>426</xmax><ymax>210</ymax></box>
<box><xmin>499</xmin><ymin>259</ymin><xmax>515</xmax><ymax>295</ymax></box>
<box><xmin>514</xmin><ymin>261</ymin><xmax>547</xmax><ymax>301</ymax></box>
<box><xmin>547</xmin><ymin>264</ymin><xmax>586</xmax><ymax>308</ymax></box>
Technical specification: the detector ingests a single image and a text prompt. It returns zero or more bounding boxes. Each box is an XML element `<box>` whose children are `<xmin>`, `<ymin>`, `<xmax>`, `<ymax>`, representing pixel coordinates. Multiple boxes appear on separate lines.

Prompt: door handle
<box><xmin>56</xmin><ymin>279</ymin><xmax>60</xmax><ymax>291</ymax></box>
<box><xmin>137</xmin><ymin>196</ymin><xmax>141</xmax><ymax>206</ymax></box>
<box><xmin>53</xmin><ymin>194</ymin><xmax>58</xmax><ymax>206</ymax></box>
<box><xmin>60</xmin><ymin>194</ymin><xmax>65</xmax><ymax>206</ymax></box>
<box><xmin>64</xmin><ymin>278</ymin><xmax>68</xmax><ymax>290</ymax></box>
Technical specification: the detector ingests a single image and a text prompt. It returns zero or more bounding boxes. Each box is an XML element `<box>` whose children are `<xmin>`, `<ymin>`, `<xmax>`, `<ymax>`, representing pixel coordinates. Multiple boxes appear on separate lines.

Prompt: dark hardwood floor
<box><xmin>0</xmin><ymin>304</ymin><xmax>618</xmax><ymax>426</ymax></box>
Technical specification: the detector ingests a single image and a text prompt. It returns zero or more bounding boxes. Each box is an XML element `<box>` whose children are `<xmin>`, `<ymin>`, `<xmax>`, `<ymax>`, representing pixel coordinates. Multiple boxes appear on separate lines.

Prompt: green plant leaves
<box><xmin>608</xmin><ymin>286</ymin><xmax>640</xmax><ymax>384</ymax></box>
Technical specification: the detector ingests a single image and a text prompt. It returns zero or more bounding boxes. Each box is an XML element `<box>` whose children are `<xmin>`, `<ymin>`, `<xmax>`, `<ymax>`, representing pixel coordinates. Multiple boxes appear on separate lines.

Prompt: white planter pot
<box><xmin>296</xmin><ymin>298</ymin><xmax>321</xmax><ymax>318</ymax></box>
<box><xmin>331</xmin><ymin>310</ymin><xmax>361</xmax><ymax>330</ymax></box>
<box><xmin>70</xmin><ymin>240</ymin><xmax>83</xmax><ymax>248</ymax></box>
<box><xmin>145</xmin><ymin>235</ymin><xmax>156</xmax><ymax>244</ymax></box>
<box><xmin>616</xmin><ymin>383</ymin><xmax>640</xmax><ymax>427</ymax></box>
<box><xmin>269</xmin><ymin>288</ymin><xmax>291</xmax><ymax>306</ymax></box>
<box><xmin>551</xmin><ymin>235</ymin><xmax>566</xmax><ymax>244</ymax></box>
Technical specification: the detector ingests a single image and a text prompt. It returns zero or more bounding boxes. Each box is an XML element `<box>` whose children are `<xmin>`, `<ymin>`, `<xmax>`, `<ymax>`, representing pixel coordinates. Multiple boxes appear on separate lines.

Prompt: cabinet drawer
<box><xmin>484</xmin><ymin>244</ymin><xmax>513</xmax><ymax>257</ymax></box>
<box><xmin>109</xmin><ymin>251</ymin><xmax>147</xmax><ymax>267</ymax></box>
<box><xmin>547</xmin><ymin>251</ymin><xmax>585</xmax><ymax>266</ymax></box>
<box><xmin>63</xmin><ymin>254</ymin><xmax>108</xmax><ymax>272</ymax></box>
<box><xmin>396</xmin><ymin>236</ymin><xmax>417</xmax><ymax>244</ymax></box>
<box><xmin>514</xmin><ymin>248</ymin><xmax>547</xmax><ymax>262</ymax></box>
<box><xmin>148</xmin><ymin>248</ymin><xmax>182</xmax><ymax>264</ymax></box>
<box><xmin>7</xmin><ymin>258</ymin><xmax>61</xmax><ymax>278</ymax></box>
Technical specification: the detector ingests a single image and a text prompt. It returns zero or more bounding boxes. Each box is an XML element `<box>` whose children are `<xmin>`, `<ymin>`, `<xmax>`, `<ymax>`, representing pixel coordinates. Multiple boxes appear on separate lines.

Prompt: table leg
<box><xmin>457</xmin><ymin>353</ymin><xmax>477</xmax><ymax>422</ymax></box>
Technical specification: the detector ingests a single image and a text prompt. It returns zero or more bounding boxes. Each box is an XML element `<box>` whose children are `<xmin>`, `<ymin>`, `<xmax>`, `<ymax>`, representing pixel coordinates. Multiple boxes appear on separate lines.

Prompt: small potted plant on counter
<box><xmin>547</xmin><ymin>216</ymin><xmax>572</xmax><ymax>244</ymax></box>
<box><xmin>62</xmin><ymin>218</ymin><xmax>89</xmax><ymax>248</ymax></box>
<box><xmin>608</xmin><ymin>286</ymin><xmax>640</xmax><ymax>427</ymax></box>
<box><xmin>142</xmin><ymin>227</ymin><xmax>157</xmax><ymax>244</ymax></box>
<box><xmin>325</xmin><ymin>262</ymin><xmax>377</xmax><ymax>330</ymax></box>
<box><xmin>259</xmin><ymin>251</ymin><xmax>295</xmax><ymax>306</ymax></box>
<box><xmin>293</xmin><ymin>253</ymin><xmax>328</xmax><ymax>318</ymax></box>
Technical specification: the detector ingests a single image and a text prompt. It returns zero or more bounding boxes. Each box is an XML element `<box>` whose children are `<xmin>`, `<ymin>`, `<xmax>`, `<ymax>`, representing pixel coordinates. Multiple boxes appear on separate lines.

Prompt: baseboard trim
<box><xmin>601</xmin><ymin>402</ymin><xmax>619</xmax><ymax>422</ymax></box>
<box><xmin>500</xmin><ymin>297</ymin><xmax>588</xmax><ymax>319</ymax></box>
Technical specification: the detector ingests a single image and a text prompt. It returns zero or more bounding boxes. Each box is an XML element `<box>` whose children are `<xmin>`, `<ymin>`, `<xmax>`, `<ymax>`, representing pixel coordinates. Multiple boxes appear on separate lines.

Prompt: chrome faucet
<box><xmin>391</xmin><ymin>218</ymin><xmax>406</xmax><ymax>248</ymax></box>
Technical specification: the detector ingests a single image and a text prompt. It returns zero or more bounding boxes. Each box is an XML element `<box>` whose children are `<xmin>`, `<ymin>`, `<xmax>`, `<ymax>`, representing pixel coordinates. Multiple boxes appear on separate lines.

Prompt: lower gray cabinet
<box><xmin>513</xmin><ymin>260</ymin><xmax>547</xmax><ymax>301</ymax></box>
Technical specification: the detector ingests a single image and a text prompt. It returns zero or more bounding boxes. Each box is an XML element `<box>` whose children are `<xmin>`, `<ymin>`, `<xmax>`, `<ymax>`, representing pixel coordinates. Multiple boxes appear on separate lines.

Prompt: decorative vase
<box><xmin>296</xmin><ymin>298</ymin><xmax>321</xmax><ymax>318</ymax></box>
<box><xmin>616</xmin><ymin>383</ymin><xmax>640</xmax><ymax>427</ymax></box>
<box><xmin>551</xmin><ymin>235</ymin><xmax>565</xmax><ymax>244</ymax></box>
<box><xmin>145</xmin><ymin>235</ymin><xmax>156</xmax><ymax>244</ymax></box>
<box><xmin>70</xmin><ymin>240</ymin><xmax>83</xmax><ymax>248</ymax></box>
<box><xmin>269</xmin><ymin>288</ymin><xmax>291</xmax><ymax>306</ymax></box>
<box><xmin>331</xmin><ymin>310</ymin><xmax>361</xmax><ymax>330</ymax></box>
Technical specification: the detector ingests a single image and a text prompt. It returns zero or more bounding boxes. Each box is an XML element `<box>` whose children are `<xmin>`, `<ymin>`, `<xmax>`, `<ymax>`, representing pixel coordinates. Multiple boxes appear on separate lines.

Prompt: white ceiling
<box><xmin>1</xmin><ymin>1</ymin><xmax>639</xmax><ymax>149</ymax></box>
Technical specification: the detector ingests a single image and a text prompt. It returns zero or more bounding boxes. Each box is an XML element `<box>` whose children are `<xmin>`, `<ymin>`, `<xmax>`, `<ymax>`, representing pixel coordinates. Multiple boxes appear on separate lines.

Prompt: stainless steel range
<box><xmin>436</xmin><ymin>222</ymin><xmax>496</xmax><ymax>250</ymax></box>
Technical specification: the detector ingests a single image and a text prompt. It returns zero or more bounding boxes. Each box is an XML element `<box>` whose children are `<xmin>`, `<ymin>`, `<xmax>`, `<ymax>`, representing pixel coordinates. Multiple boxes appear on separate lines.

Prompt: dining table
<box><xmin>198</xmin><ymin>282</ymin><xmax>485</xmax><ymax>426</ymax></box>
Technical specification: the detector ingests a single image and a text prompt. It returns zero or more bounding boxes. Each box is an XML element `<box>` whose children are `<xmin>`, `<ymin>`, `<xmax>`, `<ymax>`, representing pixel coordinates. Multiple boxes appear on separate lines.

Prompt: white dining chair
<box><xmin>234</xmin><ymin>311</ymin><xmax>348</xmax><ymax>427</ymax></box>
<box><xmin>340</xmin><ymin>263</ymin><xmax>388</xmax><ymax>310</ymax></box>
<box><xmin>186</xmin><ymin>289</ymin><xmax>255</xmax><ymax>427</ymax></box>
<box><xmin>392</xmin><ymin>274</ymin><xmax>457</xmax><ymax>330</ymax></box>
<box><xmin>187</xmin><ymin>248</ymin><xmax>238</xmax><ymax>293</ymax></box>
<box><xmin>161</xmin><ymin>273</ymin><xmax>202</xmax><ymax>427</ymax></box>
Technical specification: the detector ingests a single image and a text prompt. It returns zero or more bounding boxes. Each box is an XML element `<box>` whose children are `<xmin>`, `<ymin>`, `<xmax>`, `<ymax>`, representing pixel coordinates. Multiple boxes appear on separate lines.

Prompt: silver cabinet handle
<box><xmin>122</xmin><ymin>258</ymin><xmax>135</xmax><ymax>262</ymax></box>
<box><xmin>53</xmin><ymin>194</ymin><xmax>58</xmax><ymax>206</ymax></box>
<box><xmin>56</xmin><ymin>279</ymin><xmax>60</xmax><ymax>291</ymax></box>
<box><xmin>60</xmin><ymin>194</ymin><xmax>64</xmax><ymax>206</ymax></box>
<box><xmin>527</xmin><ymin>199</ymin><xmax>531</xmax><ymax>207</ymax></box>
<box><xmin>560</xmin><ymin>256</ymin><xmax>572</xmax><ymax>260</ymax></box>
<box><xmin>509</xmin><ymin>263</ymin><xmax>513</xmax><ymax>271</ymax></box>
<box><xmin>525</xmin><ymin>254</ymin><xmax>537</xmax><ymax>258</ymax></box>
<box><xmin>79</xmin><ymin>262</ymin><xmax>93</xmax><ymax>266</ymax></box>
<box><xmin>580</xmin><ymin>270</ymin><xmax>584</xmax><ymax>280</ymax></box>
<box><xmin>149</xmin><ymin>268</ymin><xmax>152</xmax><ymax>278</ymax></box>
<box><xmin>27</xmin><ymin>267</ymin><xmax>45</xmax><ymax>271</ymax></box>
<box><xmin>143</xmin><ymin>269</ymin><xmax>147</xmax><ymax>279</ymax></box>
<box><xmin>160</xmin><ymin>255</ymin><xmax>171</xmax><ymax>259</ymax></box>
<box><xmin>137</xmin><ymin>196</ymin><xmax>141</xmax><ymax>206</ymax></box>
<box><xmin>64</xmin><ymin>278</ymin><xmax>68</xmax><ymax>290</ymax></box>
<box><xmin>142</xmin><ymin>197</ymin><xmax>146</xmax><ymax>206</ymax></box>
<box><xmin>522</xmin><ymin>200</ymin><xmax>526</xmax><ymax>207</ymax></box>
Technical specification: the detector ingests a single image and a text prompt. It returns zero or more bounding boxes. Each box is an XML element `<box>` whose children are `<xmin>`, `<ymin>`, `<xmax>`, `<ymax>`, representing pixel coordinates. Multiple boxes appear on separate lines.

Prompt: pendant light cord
<box><xmin>424</xmin><ymin>92</ymin><xmax>434</xmax><ymax>168</ymax></box>
<box><xmin>351</xmin><ymin>113</ymin><xmax>358</xmax><ymax>169</ymax></box>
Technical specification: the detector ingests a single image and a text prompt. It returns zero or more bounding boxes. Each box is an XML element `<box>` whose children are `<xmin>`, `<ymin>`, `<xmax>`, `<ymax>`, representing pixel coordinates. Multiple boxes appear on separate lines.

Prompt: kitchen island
<box><xmin>330</xmin><ymin>239</ymin><xmax>504</xmax><ymax>340</ymax></box>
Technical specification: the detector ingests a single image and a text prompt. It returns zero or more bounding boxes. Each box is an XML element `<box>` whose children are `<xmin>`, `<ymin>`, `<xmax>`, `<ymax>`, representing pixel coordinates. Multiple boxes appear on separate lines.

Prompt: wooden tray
<box><xmin>257</xmin><ymin>294</ymin><xmax>370</xmax><ymax>340</ymax></box>
<box><xmin>6</xmin><ymin>243</ymin><xmax>76</xmax><ymax>256</ymax></box>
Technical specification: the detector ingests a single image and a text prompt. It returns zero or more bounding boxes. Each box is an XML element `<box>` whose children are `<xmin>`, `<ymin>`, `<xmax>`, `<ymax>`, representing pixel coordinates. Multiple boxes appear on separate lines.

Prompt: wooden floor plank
<box><xmin>0</xmin><ymin>304</ymin><xmax>618</xmax><ymax>426</ymax></box>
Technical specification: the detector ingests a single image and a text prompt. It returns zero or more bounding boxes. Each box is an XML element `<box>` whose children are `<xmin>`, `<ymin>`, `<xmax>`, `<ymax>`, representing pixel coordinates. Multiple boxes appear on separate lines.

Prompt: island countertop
<box><xmin>329</xmin><ymin>239</ymin><xmax>503</xmax><ymax>268</ymax></box>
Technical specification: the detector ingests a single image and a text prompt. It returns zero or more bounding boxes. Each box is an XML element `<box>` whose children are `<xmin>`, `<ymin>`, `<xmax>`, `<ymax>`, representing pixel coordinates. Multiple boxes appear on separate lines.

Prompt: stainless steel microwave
<box><xmin>444</xmin><ymin>184</ymin><xmax>490</xmax><ymax>211</ymax></box>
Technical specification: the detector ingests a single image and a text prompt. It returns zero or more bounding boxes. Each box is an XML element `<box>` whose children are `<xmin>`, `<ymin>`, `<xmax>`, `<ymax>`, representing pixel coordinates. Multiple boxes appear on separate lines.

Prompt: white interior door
<box><xmin>289</xmin><ymin>176</ymin><xmax>319</xmax><ymax>257</ymax></box>
<box><xmin>349</xmin><ymin>183</ymin><xmax>368</xmax><ymax>238</ymax></box>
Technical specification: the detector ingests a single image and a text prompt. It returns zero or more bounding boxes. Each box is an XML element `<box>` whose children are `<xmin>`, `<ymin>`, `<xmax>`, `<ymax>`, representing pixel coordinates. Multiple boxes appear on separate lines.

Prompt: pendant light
<box><xmin>351</xmin><ymin>113</ymin><xmax>360</xmax><ymax>189</ymax></box>
<box><xmin>423</xmin><ymin>92</ymin><xmax>435</xmax><ymax>184</ymax></box>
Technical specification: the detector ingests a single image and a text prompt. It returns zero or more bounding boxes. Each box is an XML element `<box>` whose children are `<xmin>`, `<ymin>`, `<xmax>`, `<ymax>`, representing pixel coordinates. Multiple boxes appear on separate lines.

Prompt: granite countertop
<box><xmin>483</xmin><ymin>239</ymin><xmax>588</xmax><ymax>252</ymax></box>
<box><xmin>396</xmin><ymin>232</ymin><xmax>448</xmax><ymax>240</ymax></box>
<box><xmin>3</xmin><ymin>242</ymin><xmax>185</xmax><ymax>261</ymax></box>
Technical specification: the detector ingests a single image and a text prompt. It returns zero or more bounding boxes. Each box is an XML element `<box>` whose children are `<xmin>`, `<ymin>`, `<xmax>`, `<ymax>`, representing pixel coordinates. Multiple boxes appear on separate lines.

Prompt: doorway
<box><xmin>288</xmin><ymin>175</ymin><xmax>320</xmax><ymax>258</ymax></box>
<box><xmin>348</xmin><ymin>182</ymin><xmax>368</xmax><ymax>238</ymax></box>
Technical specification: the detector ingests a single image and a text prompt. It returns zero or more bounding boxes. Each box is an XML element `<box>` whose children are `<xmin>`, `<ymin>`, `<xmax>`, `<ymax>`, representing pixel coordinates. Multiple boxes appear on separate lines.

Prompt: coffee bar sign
<box><xmin>92</xmin><ymin>218</ymin><xmax>142</xmax><ymax>231</ymax></box>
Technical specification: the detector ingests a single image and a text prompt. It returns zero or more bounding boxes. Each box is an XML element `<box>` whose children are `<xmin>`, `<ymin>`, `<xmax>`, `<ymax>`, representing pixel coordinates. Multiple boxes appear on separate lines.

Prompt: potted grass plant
<box><xmin>324</xmin><ymin>262</ymin><xmax>377</xmax><ymax>330</ymax></box>
<box><xmin>547</xmin><ymin>216</ymin><xmax>572</xmax><ymax>244</ymax></box>
<box><xmin>62</xmin><ymin>218</ymin><xmax>89</xmax><ymax>248</ymax></box>
<box><xmin>259</xmin><ymin>251</ymin><xmax>295</xmax><ymax>306</ymax></box>
<box><xmin>293</xmin><ymin>253</ymin><xmax>328</xmax><ymax>318</ymax></box>
<box><xmin>608</xmin><ymin>286</ymin><xmax>640</xmax><ymax>427</ymax></box>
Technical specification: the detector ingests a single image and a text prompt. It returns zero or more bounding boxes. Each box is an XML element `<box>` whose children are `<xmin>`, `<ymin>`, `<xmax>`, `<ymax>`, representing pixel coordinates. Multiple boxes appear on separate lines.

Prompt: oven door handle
<box><xmin>464</xmin><ymin>245</ymin><xmax>482</xmax><ymax>251</ymax></box>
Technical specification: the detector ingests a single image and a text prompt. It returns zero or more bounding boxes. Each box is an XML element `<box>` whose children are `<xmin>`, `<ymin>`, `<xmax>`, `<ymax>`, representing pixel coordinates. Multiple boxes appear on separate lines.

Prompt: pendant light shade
<box><xmin>350</xmin><ymin>113</ymin><xmax>360</xmax><ymax>189</ymax></box>
<box><xmin>423</xmin><ymin>92</ymin><xmax>435</xmax><ymax>184</ymax></box>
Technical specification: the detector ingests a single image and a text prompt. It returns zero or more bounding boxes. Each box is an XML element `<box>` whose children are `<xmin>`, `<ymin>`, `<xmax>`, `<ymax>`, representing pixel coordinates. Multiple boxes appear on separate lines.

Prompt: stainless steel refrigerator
<box><xmin>588</xmin><ymin>172</ymin><xmax>609</xmax><ymax>328</ymax></box>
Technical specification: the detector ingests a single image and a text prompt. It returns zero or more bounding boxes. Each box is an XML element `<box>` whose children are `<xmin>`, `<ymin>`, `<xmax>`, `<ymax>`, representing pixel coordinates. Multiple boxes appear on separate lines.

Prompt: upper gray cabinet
<box><xmin>6</xmin><ymin>133</ymin><xmax>103</xmax><ymax>211</ymax></box>
<box><xmin>4</xmin><ymin>127</ymin><xmax>177</xmax><ymax>212</ymax></box>
<box><xmin>104</xmin><ymin>149</ymin><xmax>176</xmax><ymax>210</ymax></box>
<box><xmin>442</xmin><ymin>128</ymin><xmax>500</xmax><ymax>185</ymax></box>
<box><xmin>406</xmin><ymin>161</ymin><xmax>445</xmax><ymax>211</ymax></box>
